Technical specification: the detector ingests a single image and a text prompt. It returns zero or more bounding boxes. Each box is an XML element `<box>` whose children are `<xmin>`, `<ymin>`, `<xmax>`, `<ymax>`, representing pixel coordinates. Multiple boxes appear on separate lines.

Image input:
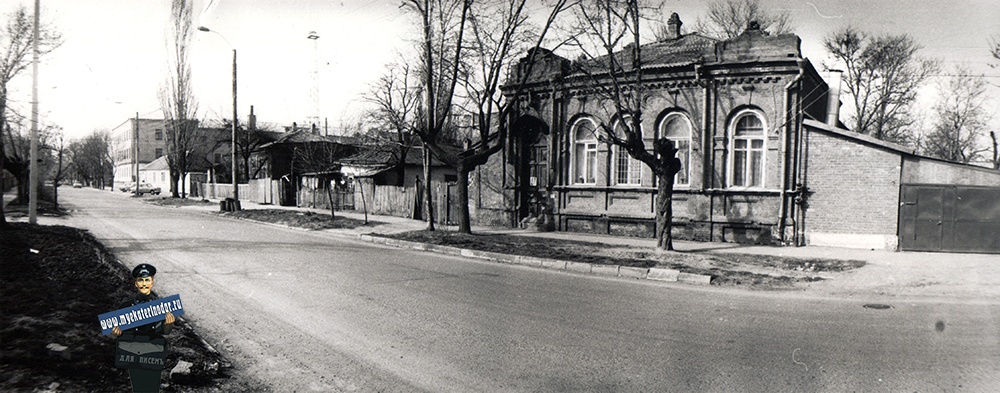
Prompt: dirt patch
<box><xmin>220</xmin><ymin>209</ymin><xmax>387</xmax><ymax>231</ymax></box>
<box><xmin>0</xmin><ymin>223</ymin><xmax>247</xmax><ymax>392</ymax></box>
<box><xmin>380</xmin><ymin>231</ymin><xmax>865</xmax><ymax>289</ymax></box>
<box><xmin>4</xmin><ymin>197</ymin><xmax>68</xmax><ymax>218</ymax></box>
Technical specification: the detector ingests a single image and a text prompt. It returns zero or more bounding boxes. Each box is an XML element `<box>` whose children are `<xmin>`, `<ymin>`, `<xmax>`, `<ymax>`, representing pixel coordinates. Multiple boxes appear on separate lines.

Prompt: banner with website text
<box><xmin>97</xmin><ymin>294</ymin><xmax>184</xmax><ymax>335</ymax></box>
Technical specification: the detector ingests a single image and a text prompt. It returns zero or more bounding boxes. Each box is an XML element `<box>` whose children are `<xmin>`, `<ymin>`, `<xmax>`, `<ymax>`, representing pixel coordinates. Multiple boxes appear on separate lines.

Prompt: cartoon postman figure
<box><xmin>98</xmin><ymin>264</ymin><xmax>184</xmax><ymax>393</ymax></box>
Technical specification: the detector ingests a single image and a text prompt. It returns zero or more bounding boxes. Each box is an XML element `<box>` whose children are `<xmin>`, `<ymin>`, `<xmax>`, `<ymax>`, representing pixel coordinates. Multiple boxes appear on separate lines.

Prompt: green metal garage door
<box><xmin>899</xmin><ymin>185</ymin><xmax>1000</xmax><ymax>253</ymax></box>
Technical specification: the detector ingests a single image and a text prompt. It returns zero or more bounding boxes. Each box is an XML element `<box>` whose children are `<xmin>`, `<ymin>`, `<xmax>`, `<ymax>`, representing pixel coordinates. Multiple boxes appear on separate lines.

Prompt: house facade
<box><xmin>138</xmin><ymin>156</ymin><xmax>204</xmax><ymax>197</ymax></box>
<box><xmin>255</xmin><ymin>131</ymin><xmax>357</xmax><ymax>206</ymax></box>
<box><xmin>494</xmin><ymin>14</ymin><xmax>1000</xmax><ymax>252</ymax></box>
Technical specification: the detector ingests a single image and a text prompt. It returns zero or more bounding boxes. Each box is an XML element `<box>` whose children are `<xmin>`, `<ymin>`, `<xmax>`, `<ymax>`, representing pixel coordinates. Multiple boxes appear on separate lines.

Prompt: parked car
<box><xmin>120</xmin><ymin>182</ymin><xmax>135</xmax><ymax>192</ymax></box>
<box><xmin>72</xmin><ymin>181</ymin><xmax>83</xmax><ymax>188</ymax></box>
<box><xmin>125</xmin><ymin>182</ymin><xmax>161</xmax><ymax>195</ymax></box>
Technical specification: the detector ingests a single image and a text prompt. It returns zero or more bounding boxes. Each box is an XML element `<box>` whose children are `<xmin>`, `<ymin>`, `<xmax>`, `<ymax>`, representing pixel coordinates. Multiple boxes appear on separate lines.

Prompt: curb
<box><xmin>357</xmin><ymin>234</ymin><xmax>714</xmax><ymax>286</ymax></box>
<box><xmin>201</xmin><ymin>210</ymin><xmax>715</xmax><ymax>286</ymax></box>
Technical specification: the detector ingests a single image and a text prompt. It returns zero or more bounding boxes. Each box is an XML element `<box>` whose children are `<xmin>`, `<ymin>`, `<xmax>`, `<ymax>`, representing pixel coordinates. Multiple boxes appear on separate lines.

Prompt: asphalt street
<box><xmin>40</xmin><ymin>188</ymin><xmax>1000</xmax><ymax>391</ymax></box>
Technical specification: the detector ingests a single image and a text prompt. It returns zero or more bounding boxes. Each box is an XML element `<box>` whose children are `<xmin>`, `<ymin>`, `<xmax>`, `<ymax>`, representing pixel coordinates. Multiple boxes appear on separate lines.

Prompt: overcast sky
<box><xmin>3</xmin><ymin>0</ymin><xmax>998</xmax><ymax>142</ymax></box>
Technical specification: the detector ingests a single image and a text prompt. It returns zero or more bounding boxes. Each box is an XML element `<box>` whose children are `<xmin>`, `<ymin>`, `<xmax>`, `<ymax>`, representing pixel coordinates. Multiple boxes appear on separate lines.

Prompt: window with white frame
<box><xmin>612</xmin><ymin>117</ymin><xmax>642</xmax><ymax>186</ymax></box>
<box><xmin>659</xmin><ymin>112</ymin><xmax>692</xmax><ymax>186</ymax></box>
<box><xmin>729</xmin><ymin>110</ymin><xmax>766</xmax><ymax>188</ymax></box>
<box><xmin>571</xmin><ymin>118</ymin><xmax>598</xmax><ymax>185</ymax></box>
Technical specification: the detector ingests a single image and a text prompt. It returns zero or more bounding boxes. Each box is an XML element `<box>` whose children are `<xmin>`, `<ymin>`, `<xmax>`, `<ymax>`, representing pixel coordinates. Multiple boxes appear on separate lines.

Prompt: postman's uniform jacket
<box><xmin>118</xmin><ymin>294</ymin><xmax>170</xmax><ymax>340</ymax></box>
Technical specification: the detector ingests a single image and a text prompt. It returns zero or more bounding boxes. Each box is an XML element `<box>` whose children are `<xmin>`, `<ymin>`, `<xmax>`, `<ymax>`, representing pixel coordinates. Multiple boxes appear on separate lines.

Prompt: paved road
<box><xmin>47</xmin><ymin>188</ymin><xmax>1000</xmax><ymax>391</ymax></box>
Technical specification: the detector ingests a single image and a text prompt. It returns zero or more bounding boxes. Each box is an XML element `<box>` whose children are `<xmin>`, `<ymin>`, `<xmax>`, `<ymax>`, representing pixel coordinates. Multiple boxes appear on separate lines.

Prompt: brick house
<box><xmin>489</xmin><ymin>14</ymin><xmax>1000</xmax><ymax>252</ymax></box>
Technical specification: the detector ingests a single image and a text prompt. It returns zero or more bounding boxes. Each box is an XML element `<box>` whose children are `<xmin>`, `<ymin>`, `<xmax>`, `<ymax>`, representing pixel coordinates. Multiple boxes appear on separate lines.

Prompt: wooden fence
<box><xmin>197</xmin><ymin>181</ymin><xmax>271</xmax><ymax>204</ymax></box>
<box><xmin>354</xmin><ymin>179</ymin><xmax>458</xmax><ymax>224</ymax></box>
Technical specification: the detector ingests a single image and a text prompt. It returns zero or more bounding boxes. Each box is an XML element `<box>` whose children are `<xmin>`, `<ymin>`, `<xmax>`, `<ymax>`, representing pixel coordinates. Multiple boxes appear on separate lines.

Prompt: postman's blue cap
<box><xmin>132</xmin><ymin>264</ymin><xmax>156</xmax><ymax>278</ymax></box>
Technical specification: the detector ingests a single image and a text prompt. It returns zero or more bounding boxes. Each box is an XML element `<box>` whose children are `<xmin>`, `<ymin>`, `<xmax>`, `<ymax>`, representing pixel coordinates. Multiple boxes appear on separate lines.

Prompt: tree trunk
<box><xmin>18</xmin><ymin>172</ymin><xmax>28</xmax><ymax>203</ymax></box>
<box><xmin>0</xmin><ymin>88</ymin><xmax>7</xmax><ymax>227</ymax></box>
<box><xmin>0</xmin><ymin>136</ymin><xmax>6</xmax><ymax>228</ymax></box>
<box><xmin>456</xmin><ymin>164</ymin><xmax>471</xmax><ymax>234</ymax></box>
<box><xmin>170</xmin><ymin>170</ymin><xmax>180</xmax><ymax>198</ymax></box>
<box><xmin>326</xmin><ymin>179</ymin><xmax>336</xmax><ymax>220</ymax></box>
<box><xmin>52</xmin><ymin>184</ymin><xmax>58</xmax><ymax>211</ymax></box>
<box><xmin>655</xmin><ymin>172</ymin><xmax>675</xmax><ymax>251</ymax></box>
<box><xmin>991</xmin><ymin>131</ymin><xmax>998</xmax><ymax>170</ymax></box>
<box><xmin>243</xmin><ymin>157</ymin><xmax>251</xmax><ymax>186</ymax></box>
<box><xmin>423</xmin><ymin>145</ymin><xmax>435</xmax><ymax>231</ymax></box>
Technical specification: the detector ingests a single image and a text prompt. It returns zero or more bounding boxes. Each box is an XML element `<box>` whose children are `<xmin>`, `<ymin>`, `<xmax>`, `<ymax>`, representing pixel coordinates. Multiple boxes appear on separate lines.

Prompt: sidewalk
<box><xmin>188</xmin><ymin>196</ymin><xmax>1000</xmax><ymax>303</ymax></box>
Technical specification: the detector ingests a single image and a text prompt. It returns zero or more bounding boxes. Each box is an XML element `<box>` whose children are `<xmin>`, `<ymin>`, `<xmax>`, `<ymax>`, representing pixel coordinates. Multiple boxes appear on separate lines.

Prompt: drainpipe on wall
<box><xmin>549</xmin><ymin>81</ymin><xmax>559</xmax><ymax>200</ymax></box>
<box><xmin>778</xmin><ymin>63</ymin><xmax>805</xmax><ymax>245</ymax></box>
<box><xmin>697</xmin><ymin>64</ymin><xmax>711</xmax><ymax>191</ymax></box>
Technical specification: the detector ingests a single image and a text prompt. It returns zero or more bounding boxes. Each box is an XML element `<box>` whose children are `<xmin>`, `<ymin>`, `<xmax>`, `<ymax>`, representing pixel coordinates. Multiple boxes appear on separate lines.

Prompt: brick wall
<box><xmin>803</xmin><ymin>128</ymin><xmax>902</xmax><ymax>237</ymax></box>
<box><xmin>902</xmin><ymin>156</ymin><xmax>1000</xmax><ymax>186</ymax></box>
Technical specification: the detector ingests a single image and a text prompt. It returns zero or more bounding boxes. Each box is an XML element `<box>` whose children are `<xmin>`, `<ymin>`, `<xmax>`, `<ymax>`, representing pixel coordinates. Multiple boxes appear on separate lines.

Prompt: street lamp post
<box><xmin>198</xmin><ymin>26</ymin><xmax>240</xmax><ymax>210</ymax></box>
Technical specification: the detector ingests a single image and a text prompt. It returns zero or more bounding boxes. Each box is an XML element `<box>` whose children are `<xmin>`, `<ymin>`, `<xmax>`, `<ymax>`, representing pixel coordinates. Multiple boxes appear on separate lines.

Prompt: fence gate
<box><xmin>899</xmin><ymin>184</ymin><xmax>1000</xmax><ymax>253</ymax></box>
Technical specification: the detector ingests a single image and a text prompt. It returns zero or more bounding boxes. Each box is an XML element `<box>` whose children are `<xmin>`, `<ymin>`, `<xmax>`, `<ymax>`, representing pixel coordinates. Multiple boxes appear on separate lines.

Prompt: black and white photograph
<box><xmin>2</xmin><ymin>0</ymin><xmax>999</xmax><ymax>391</ymax></box>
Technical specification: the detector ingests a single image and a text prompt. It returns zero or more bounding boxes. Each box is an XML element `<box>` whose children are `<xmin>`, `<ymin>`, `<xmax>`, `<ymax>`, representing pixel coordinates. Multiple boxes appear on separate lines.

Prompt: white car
<box><xmin>126</xmin><ymin>182</ymin><xmax>161</xmax><ymax>195</ymax></box>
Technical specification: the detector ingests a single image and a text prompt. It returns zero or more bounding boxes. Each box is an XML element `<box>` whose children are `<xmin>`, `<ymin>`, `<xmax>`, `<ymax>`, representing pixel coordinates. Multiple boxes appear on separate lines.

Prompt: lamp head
<box><xmin>198</xmin><ymin>26</ymin><xmax>211</xmax><ymax>32</ymax></box>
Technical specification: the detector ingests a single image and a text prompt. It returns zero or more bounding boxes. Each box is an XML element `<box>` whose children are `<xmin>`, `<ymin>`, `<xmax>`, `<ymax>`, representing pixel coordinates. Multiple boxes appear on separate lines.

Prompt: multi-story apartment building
<box><xmin>111</xmin><ymin>118</ymin><xmax>169</xmax><ymax>189</ymax></box>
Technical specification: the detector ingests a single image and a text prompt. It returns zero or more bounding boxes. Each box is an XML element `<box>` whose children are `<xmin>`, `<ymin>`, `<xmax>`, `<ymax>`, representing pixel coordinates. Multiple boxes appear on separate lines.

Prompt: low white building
<box><xmin>139</xmin><ymin>156</ymin><xmax>202</xmax><ymax>196</ymax></box>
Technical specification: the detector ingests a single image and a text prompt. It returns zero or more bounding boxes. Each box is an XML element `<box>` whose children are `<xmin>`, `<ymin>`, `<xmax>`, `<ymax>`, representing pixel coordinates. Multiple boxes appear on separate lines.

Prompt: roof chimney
<box><xmin>248</xmin><ymin>105</ymin><xmax>257</xmax><ymax>130</ymax></box>
<box><xmin>826</xmin><ymin>70</ymin><xmax>843</xmax><ymax>128</ymax></box>
<box><xmin>666</xmin><ymin>12</ymin><xmax>682</xmax><ymax>40</ymax></box>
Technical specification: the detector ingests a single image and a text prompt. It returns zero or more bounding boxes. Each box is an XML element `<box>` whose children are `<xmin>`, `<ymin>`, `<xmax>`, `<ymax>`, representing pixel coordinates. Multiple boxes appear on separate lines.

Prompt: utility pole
<box><xmin>196</xmin><ymin>26</ymin><xmax>240</xmax><ymax>209</ymax></box>
<box><xmin>134</xmin><ymin>112</ymin><xmax>139</xmax><ymax>195</ymax></box>
<box><xmin>28</xmin><ymin>0</ymin><xmax>40</xmax><ymax>224</ymax></box>
<box><xmin>232</xmin><ymin>48</ymin><xmax>239</xmax><ymax>206</ymax></box>
<box><xmin>308</xmin><ymin>31</ymin><xmax>320</xmax><ymax>131</ymax></box>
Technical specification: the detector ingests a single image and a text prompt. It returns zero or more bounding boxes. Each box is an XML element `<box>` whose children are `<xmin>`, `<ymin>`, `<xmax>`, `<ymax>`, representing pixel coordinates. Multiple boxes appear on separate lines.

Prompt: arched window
<box><xmin>571</xmin><ymin>118</ymin><xmax>598</xmax><ymax>185</ymax></box>
<box><xmin>612</xmin><ymin>116</ymin><xmax>642</xmax><ymax>186</ymax></box>
<box><xmin>659</xmin><ymin>112</ymin><xmax>692</xmax><ymax>186</ymax></box>
<box><xmin>729</xmin><ymin>109</ymin><xmax>767</xmax><ymax>188</ymax></box>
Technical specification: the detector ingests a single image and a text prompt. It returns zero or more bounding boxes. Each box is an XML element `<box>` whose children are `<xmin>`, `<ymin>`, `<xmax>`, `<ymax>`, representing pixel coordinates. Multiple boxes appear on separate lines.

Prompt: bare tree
<box><xmin>990</xmin><ymin>35</ymin><xmax>999</xmax><ymax>66</ymax></box>
<box><xmin>401</xmin><ymin>0</ymin><xmax>472</xmax><ymax>231</ymax></box>
<box><xmin>3</xmin><ymin>117</ymin><xmax>54</xmax><ymax>205</ymax></box>
<box><xmin>402</xmin><ymin>0</ymin><xmax>569</xmax><ymax>233</ymax></box>
<box><xmin>561</xmin><ymin>0</ymin><xmax>683</xmax><ymax>250</ymax></box>
<box><xmin>363</xmin><ymin>60</ymin><xmax>421</xmax><ymax>186</ymax></box>
<box><xmin>694</xmin><ymin>0</ymin><xmax>792</xmax><ymax>39</ymax></box>
<box><xmin>47</xmin><ymin>127</ymin><xmax>70</xmax><ymax>210</ymax></box>
<box><xmin>69</xmin><ymin>130</ymin><xmax>114</xmax><ymax>189</ymax></box>
<box><xmin>160</xmin><ymin>0</ymin><xmax>199</xmax><ymax>198</ymax></box>
<box><xmin>2</xmin><ymin>118</ymin><xmax>32</xmax><ymax>204</ymax></box>
<box><xmin>922</xmin><ymin>66</ymin><xmax>992</xmax><ymax>163</ymax></box>
<box><xmin>219</xmin><ymin>119</ymin><xmax>277</xmax><ymax>182</ymax></box>
<box><xmin>824</xmin><ymin>26</ymin><xmax>938</xmax><ymax>145</ymax></box>
<box><xmin>291</xmin><ymin>139</ymin><xmax>354</xmax><ymax>219</ymax></box>
<box><xmin>0</xmin><ymin>5</ymin><xmax>60</xmax><ymax>227</ymax></box>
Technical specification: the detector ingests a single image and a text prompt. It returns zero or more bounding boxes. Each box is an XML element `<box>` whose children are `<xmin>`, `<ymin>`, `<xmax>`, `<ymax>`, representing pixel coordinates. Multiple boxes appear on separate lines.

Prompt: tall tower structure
<box><xmin>307</xmin><ymin>31</ymin><xmax>320</xmax><ymax>132</ymax></box>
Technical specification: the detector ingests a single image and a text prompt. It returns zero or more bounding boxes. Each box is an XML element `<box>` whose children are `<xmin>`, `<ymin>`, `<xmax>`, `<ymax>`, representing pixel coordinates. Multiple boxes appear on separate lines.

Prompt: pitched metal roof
<box><xmin>140</xmin><ymin>155</ymin><xmax>170</xmax><ymax>171</ymax></box>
